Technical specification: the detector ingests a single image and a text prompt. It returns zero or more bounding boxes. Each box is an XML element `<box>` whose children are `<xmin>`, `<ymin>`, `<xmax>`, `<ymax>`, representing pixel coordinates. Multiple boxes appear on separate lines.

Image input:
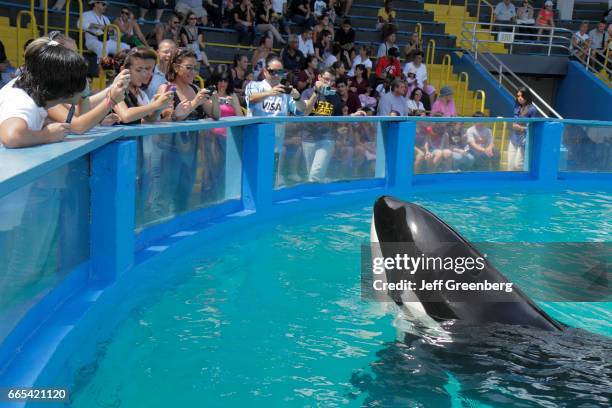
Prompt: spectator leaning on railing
<box><xmin>589</xmin><ymin>21</ymin><xmax>608</xmax><ymax>67</ymax></box>
<box><xmin>0</xmin><ymin>39</ymin><xmax>87</xmax><ymax>149</ymax></box>
<box><xmin>571</xmin><ymin>21</ymin><xmax>591</xmax><ymax>60</ymax></box>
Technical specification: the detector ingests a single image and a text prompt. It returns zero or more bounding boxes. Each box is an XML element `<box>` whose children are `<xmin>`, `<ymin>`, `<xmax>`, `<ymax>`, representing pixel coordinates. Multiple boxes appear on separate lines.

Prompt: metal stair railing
<box><xmin>460</xmin><ymin>22</ymin><xmax>564</xmax><ymax>119</ymax></box>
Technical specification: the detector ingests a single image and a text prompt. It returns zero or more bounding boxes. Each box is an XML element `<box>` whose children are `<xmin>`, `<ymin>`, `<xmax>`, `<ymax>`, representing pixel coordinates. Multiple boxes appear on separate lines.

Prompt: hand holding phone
<box><xmin>66</xmin><ymin>104</ymin><xmax>76</xmax><ymax>124</ymax></box>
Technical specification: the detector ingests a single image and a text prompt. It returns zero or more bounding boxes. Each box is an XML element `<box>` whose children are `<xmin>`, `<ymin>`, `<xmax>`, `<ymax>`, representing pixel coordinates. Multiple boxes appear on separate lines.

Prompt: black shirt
<box><xmin>233</xmin><ymin>5</ymin><xmax>250</xmax><ymax>23</ymax></box>
<box><xmin>291</xmin><ymin>0</ymin><xmax>309</xmax><ymax>17</ymax></box>
<box><xmin>335</xmin><ymin>27</ymin><xmax>355</xmax><ymax>47</ymax></box>
<box><xmin>304</xmin><ymin>92</ymin><xmax>343</xmax><ymax>141</ymax></box>
<box><xmin>282</xmin><ymin>48</ymin><xmax>305</xmax><ymax>71</ymax></box>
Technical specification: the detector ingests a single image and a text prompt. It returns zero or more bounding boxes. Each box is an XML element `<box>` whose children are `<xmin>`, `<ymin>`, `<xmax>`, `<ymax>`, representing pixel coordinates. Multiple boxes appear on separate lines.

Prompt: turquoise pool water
<box><xmin>70</xmin><ymin>189</ymin><xmax>611</xmax><ymax>407</ymax></box>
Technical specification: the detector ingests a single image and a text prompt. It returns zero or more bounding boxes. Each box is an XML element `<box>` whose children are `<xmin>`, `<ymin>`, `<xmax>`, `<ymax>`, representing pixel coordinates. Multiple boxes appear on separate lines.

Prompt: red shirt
<box><xmin>375</xmin><ymin>57</ymin><xmax>402</xmax><ymax>79</ymax></box>
<box><xmin>536</xmin><ymin>9</ymin><xmax>554</xmax><ymax>26</ymax></box>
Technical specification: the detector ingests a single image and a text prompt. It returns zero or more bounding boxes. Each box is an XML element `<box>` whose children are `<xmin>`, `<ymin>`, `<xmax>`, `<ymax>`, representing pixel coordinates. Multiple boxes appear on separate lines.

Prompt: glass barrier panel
<box><xmin>0</xmin><ymin>157</ymin><xmax>90</xmax><ymax>344</ymax></box>
<box><xmin>413</xmin><ymin>120</ymin><xmax>531</xmax><ymax>174</ymax></box>
<box><xmin>135</xmin><ymin>127</ymin><xmax>243</xmax><ymax>232</ymax></box>
<box><xmin>560</xmin><ymin>124</ymin><xmax>612</xmax><ymax>172</ymax></box>
<box><xmin>274</xmin><ymin>121</ymin><xmax>386</xmax><ymax>189</ymax></box>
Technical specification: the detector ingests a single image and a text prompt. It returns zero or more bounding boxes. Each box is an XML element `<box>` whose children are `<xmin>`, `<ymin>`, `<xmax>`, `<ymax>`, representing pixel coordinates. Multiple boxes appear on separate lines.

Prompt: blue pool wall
<box><xmin>0</xmin><ymin>116</ymin><xmax>611</xmax><ymax>393</ymax></box>
<box><xmin>555</xmin><ymin>61</ymin><xmax>612</xmax><ymax>121</ymax></box>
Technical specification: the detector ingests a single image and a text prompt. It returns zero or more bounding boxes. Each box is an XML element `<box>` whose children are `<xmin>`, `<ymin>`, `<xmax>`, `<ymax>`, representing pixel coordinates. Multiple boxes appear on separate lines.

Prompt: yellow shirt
<box><xmin>377</xmin><ymin>8</ymin><xmax>396</xmax><ymax>22</ymax></box>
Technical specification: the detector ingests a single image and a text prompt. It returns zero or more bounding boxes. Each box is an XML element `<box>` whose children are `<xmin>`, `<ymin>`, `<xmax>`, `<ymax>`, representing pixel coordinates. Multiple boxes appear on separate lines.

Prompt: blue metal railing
<box><xmin>0</xmin><ymin>116</ymin><xmax>611</xmax><ymax>388</ymax></box>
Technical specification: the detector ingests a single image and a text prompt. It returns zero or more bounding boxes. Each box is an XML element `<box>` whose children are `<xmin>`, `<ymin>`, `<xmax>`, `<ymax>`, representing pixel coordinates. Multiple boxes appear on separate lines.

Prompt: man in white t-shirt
<box><xmin>347</xmin><ymin>45</ymin><xmax>372</xmax><ymax>76</ymax></box>
<box><xmin>298</xmin><ymin>28</ymin><xmax>315</xmax><ymax>57</ymax></box>
<box><xmin>79</xmin><ymin>1</ymin><xmax>130</xmax><ymax>60</ymax></box>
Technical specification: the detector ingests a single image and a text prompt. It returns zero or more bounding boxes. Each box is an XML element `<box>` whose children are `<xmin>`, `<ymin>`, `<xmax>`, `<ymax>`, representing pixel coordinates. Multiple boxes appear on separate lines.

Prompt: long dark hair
<box><xmin>515</xmin><ymin>86</ymin><xmax>533</xmax><ymax>106</ymax></box>
<box><xmin>166</xmin><ymin>48</ymin><xmax>197</xmax><ymax>82</ymax></box>
<box><xmin>15</xmin><ymin>38</ymin><xmax>87</xmax><ymax>107</ymax></box>
<box><xmin>210</xmin><ymin>70</ymin><xmax>234</xmax><ymax>95</ymax></box>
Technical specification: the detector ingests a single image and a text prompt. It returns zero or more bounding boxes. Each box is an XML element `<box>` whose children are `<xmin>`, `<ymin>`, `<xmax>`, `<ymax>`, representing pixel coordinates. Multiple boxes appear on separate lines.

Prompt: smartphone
<box><xmin>206</xmin><ymin>85</ymin><xmax>216</xmax><ymax>94</ymax></box>
<box><xmin>66</xmin><ymin>104</ymin><xmax>76</xmax><ymax>124</ymax></box>
<box><xmin>168</xmin><ymin>85</ymin><xmax>177</xmax><ymax>93</ymax></box>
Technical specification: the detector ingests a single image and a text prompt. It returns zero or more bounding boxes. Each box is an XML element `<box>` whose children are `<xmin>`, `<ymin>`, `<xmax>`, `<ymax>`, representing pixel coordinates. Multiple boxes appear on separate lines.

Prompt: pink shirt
<box><xmin>212</xmin><ymin>101</ymin><xmax>238</xmax><ymax>137</ymax></box>
<box><xmin>536</xmin><ymin>9</ymin><xmax>554</xmax><ymax>26</ymax></box>
<box><xmin>431</xmin><ymin>99</ymin><xmax>457</xmax><ymax>117</ymax></box>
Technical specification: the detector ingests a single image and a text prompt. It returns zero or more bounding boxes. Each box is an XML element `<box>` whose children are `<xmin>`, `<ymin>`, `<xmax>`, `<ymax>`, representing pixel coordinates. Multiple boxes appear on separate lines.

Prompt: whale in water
<box><xmin>370</xmin><ymin>196</ymin><xmax>563</xmax><ymax>332</ymax></box>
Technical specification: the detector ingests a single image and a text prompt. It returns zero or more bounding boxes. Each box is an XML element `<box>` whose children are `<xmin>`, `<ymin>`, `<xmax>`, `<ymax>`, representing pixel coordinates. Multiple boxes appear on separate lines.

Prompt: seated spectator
<box><xmin>230</xmin><ymin>54</ymin><xmax>251</xmax><ymax>97</ymax></box>
<box><xmin>329</xmin><ymin>43</ymin><xmax>351</xmax><ymax>71</ymax></box>
<box><xmin>588</xmin><ymin>21</ymin><xmax>608</xmax><ymax>66</ymax></box>
<box><xmin>377</xmin><ymin>28</ymin><xmax>397</xmax><ymax>58</ymax></box>
<box><xmin>403</xmin><ymin>51</ymin><xmax>435</xmax><ymax>110</ymax></box>
<box><xmin>571</xmin><ymin>21</ymin><xmax>591</xmax><ymax>59</ymax></box>
<box><xmin>331</xmin><ymin>60</ymin><xmax>347</xmax><ymax>82</ymax></box>
<box><xmin>0</xmin><ymin>38</ymin><xmax>87</xmax><ymax>149</ymax></box>
<box><xmin>150</xmin><ymin>13</ymin><xmax>181</xmax><ymax>50</ymax></box>
<box><xmin>297</xmin><ymin>55</ymin><xmax>319</xmax><ymax>92</ymax></box>
<box><xmin>252</xmin><ymin>36</ymin><xmax>274</xmax><ymax>80</ymax></box>
<box><xmin>414</xmin><ymin>123</ymin><xmax>432</xmax><ymax>172</ymax></box>
<box><xmin>406</xmin><ymin>87</ymin><xmax>425</xmax><ymax>114</ymax></box>
<box><xmin>427</xmin><ymin>121</ymin><xmax>452</xmax><ymax>171</ymax></box>
<box><xmin>158</xmin><ymin>48</ymin><xmax>217</xmax><ymax>121</ymax></box>
<box><xmin>536</xmin><ymin>1</ymin><xmax>556</xmax><ymax>39</ymax></box>
<box><xmin>314</xmin><ymin>14</ymin><xmax>335</xmax><ymax>43</ymax></box>
<box><xmin>135</xmin><ymin>0</ymin><xmax>166</xmax><ymax>24</ymax></box>
<box><xmin>291</xmin><ymin>0</ymin><xmax>316</xmax><ymax>28</ymax></box>
<box><xmin>431</xmin><ymin>86</ymin><xmax>457</xmax><ymax>117</ymax></box>
<box><xmin>377</xmin><ymin>0</ymin><xmax>396</xmax><ymax>31</ymax></box>
<box><xmin>79</xmin><ymin>1</ymin><xmax>130</xmax><ymax>60</ymax></box>
<box><xmin>605</xmin><ymin>4</ymin><xmax>612</xmax><ymax>24</ymax></box>
<box><xmin>281</xmin><ymin>35</ymin><xmax>306</xmax><ymax>72</ymax></box>
<box><xmin>180</xmin><ymin>12</ymin><xmax>211</xmax><ymax>70</ymax></box>
<box><xmin>348</xmin><ymin>64</ymin><xmax>369</xmax><ymax>95</ymax></box>
<box><xmin>447</xmin><ymin>122</ymin><xmax>474</xmax><ymax>170</ymax></box>
<box><xmin>335</xmin><ymin>77</ymin><xmax>361</xmax><ymax>114</ymax></box>
<box><xmin>145</xmin><ymin>39</ymin><xmax>177</xmax><ymax>100</ymax></box>
<box><xmin>176</xmin><ymin>0</ymin><xmax>208</xmax><ymax>25</ymax></box>
<box><xmin>256</xmin><ymin>0</ymin><xmax>287</xmax><ymax>45</ymax></box>
<box><xmin>403</xmin><ymin>31</ymin><xmax>423</xmax><ymax>63</ymax></box>
<box><xmin>326</xmin><ymin>0</ymin><xmax>338</xmax><ymax>24</ymax></box>
<box><xmin>516</xmin><ymin>0</ymin><xmax>535</xmax><ymax>25</ymax></box>
<box><xmin>335</xmin><ymin>18</ymin><xmax>355</xmax><ymax>54</ymax></box>
<box><xmin>314</xmin><ymin>29</ymin><xmax>333</xmax><ymax>68</ymax></box>
<box><xmin>271</xmin><ymin>0</ymin><xmax>291</xmax><ymax>35</ymax></box>
<box><xmin>335</xmin><ymin>0</ymin><xmax>353</xmax><ymax>18</ymax></box>
<box><xmin>204</xmin><ymin>0</ymin><xmax>223</xmax><ymax>28</ymax></box>
<box><xmin>508</xmin><ymin>87</ymin><xmax>537</xmax><ymax>171</ymax></box>
<box><xmin>347</xmin><ymin>45</ymin><xmax>372</xmax><ymax>77</ymax></box>
<box><xmin>299</xmin><ymin>27</ymin><xmax>315</xmax><ymax>57</ymax></box>
<box><xmin>493</xmin><ymin>0</ymin><xmax>517</xmax><ymax>31</ymax></box>
<box><xmin>466</xmin><ymin>112</ymin><xmax>500</xmax><ymax>170</ymax></box>
<box><xmin>114</xmin><ymin>7</ymin><xmax>149</xmax><ymax>48</ymax></box>
<box><xmin>112</xmin><ymin>48</ymin><xmax>174</xmax><ymax>125</ymax></box>
<box><xmin>377</xmin><ymin>78</ymin><xmax>408</xmax><ymax>116</ymax></box>
<box><xmin>375</xmin><ymin>47</ymin><xmax>402</xmax><ymax>81</ymax></box>
<box><xmin>313</xmin><ymin>0</ymin><xmax>327</xmax><ymax>18</ymax></box>
<box><xmin>233</xmin><ymin>0</ymin><xmax>256</xmax><ymax>45</ymax></box>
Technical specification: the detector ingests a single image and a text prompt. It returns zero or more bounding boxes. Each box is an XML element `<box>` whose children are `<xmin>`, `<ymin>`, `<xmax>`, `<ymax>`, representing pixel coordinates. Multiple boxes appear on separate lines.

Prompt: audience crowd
<box><xmin>0</xmin><ymin>0</ymin><xmax>610</xmax><ymax>179</ymax></box>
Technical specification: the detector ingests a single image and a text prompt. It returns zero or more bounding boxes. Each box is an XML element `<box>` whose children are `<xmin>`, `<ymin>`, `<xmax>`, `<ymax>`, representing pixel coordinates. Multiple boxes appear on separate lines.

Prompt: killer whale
<box><xmin>371</xmin><ymin>196</ymin><xmax>563</xmax><ymax>331</ymax></box>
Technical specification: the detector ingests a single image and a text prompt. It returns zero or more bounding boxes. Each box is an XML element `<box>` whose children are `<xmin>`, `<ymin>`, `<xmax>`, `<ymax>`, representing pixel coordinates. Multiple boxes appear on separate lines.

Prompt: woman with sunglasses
<box><xmin>152</xmin><ymin>13</ymin><xmax>181</xmax><ymax>49</ymax></box>
<box><xmin>158</xmin><ymin>48</ymin><xmax>217</xmax><ymax>121</ymax></box>
<box><xmin>79</xmin><ymin>1</ymin><xmax>130</xmax><ymax>60</ymax></box>
<box><xmin>180</xmin><ymin>12</ymin><xmax>211</xmax><ymax>71</ymax></box>
<box><xmin>114</xmin><ymin>7</ymin><xmax>150</xmax><ymax>48</ymax></box>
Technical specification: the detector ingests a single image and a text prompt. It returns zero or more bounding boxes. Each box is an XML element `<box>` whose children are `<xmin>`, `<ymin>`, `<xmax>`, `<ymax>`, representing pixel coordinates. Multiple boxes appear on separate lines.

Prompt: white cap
<box><xmin>544</xmin><ymin>0</ymin><xmax>553</xmax><ymax>6</ymax></box>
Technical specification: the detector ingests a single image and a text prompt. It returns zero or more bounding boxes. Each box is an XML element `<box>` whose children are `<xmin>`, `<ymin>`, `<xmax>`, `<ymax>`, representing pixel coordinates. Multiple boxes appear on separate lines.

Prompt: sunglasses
<box><xmin>266</xmin><ymin>68</ymin><xmax>286</xmax><ymax>76</ymax></box>
<box><xmin>121</xmin><ymin>11</ymin><xmax>130</xmax><ymax>15</ymax></box>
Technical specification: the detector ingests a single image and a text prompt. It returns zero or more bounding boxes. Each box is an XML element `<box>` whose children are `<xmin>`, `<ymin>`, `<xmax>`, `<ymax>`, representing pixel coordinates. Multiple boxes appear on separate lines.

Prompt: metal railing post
<box><xmin>547</xmin><ymin>27</ymin><xmax>553</xmax><ymax>56</ymax></box>
<box><xmin>16</xmin><ymin>11</ymin><xmax>38</xmax><ymax>66</ymax></box>
<box><xmin>65</xmin><ymin>0</ymin><xmax>84</xmax><ymax>54</ymax></box>
<box><xmin>510</xmin><ymin>24</ymin><xmax>515</xmax><ymax>54</ymax></box>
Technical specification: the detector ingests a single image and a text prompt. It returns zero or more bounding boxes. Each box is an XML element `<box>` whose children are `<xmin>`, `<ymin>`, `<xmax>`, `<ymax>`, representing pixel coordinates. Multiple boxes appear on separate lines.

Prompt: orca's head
<box><xmin>372</xmin><ymin>196</ymin><xmax>461</xmax><ymax>245</ymax></box>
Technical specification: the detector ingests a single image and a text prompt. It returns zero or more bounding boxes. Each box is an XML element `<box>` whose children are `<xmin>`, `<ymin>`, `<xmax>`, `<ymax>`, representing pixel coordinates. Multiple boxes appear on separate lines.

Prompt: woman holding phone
<box><xmin>158</xmin><ymin>48</ymin><xmax>218</xmax><ymax>121</ymax></box>
<box><xmin>45</xmin><ymin>31</ymin><xmax>128</xmax><ymax>132</ymax></box>
<box><xmin>112</xmin><ymin>48</ymin><xmax>174</xmax><ymax>125</ymax></box>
